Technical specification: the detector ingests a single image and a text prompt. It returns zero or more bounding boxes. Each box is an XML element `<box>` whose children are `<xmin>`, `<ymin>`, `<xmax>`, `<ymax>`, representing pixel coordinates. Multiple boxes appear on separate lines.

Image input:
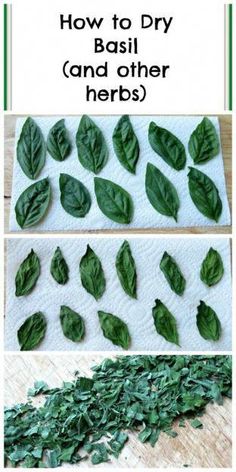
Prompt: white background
<box><xmin>10</xmin><ymin>0</ymin><xmax>226</xmax><ymax>114</ymax></box>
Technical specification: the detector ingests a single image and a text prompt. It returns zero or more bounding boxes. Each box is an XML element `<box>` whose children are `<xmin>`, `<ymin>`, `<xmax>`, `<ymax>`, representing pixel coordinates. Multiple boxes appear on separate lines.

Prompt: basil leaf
<box><xmin>50</xmin><ymin>247</ymin><xmax>69</xmax><ymax>285</ymax></box>
<box><xmin>47</xmin><ymin>119</ymin><xmax>71</xmax><ymax>161</ymax></box>
<box><xmin>76</xmin><ymin>115</ymin><xmax>108</xmax><ymax>174</ymax></box>
<box><xmin>17</xmin><ymin>117</ymin><xmax>46</xmax><ymax>180</ymax></box>
<box><xmin>60</xmin><ymin>305</ymin><xmax>85</xmax><ymax>342</ymax></box>
<box><xmin>200</xmin><ymin>247</ymin><xmax>224</xmax><ymax>287</ymax></box>
<box><xmin>94</xmin><ymin>177</ymin><xmax>133</xmax><ymax>224</ymax></box>
<box><xmin>17</xmin><ymin>312</ymin><xmax>47</xmax><ymax>351</ymax></box>
<box><xmin>196</xmin><ymin>300</ymin><xmax>221</xmax><ymax>341</ymax></box>
<box><xmin>79</xmin><ymin>245</ymin><xmax>106</xmax><ymax>300</ymax></box>
<box><xmin>152</xmin><ymin>299</ymin><xmax>180</xmax><ymax>346</ymax></box>
<box><xmin>59</xmin><ymin>173</ymin><xmax>91</xmax><ymax>218</ymax></box>
<box><xmin>145</xmin><ymin>163</ymin><xmax>180</xmax><ymax>221</ymax></box>
<box><xmin>15</xmin><ymin>178</ymin><xmax>51</xmax><ymax>229</ymax></box>
<box><xmin>112</xmin><ymin>115</ymin><xmax>139</xmax><ymax>174</ymax></box>
<box><xmin>188</xmin><ymin>167</ymin><xmax>222</xmax><ymax>222</ymax></box>
<box><xmin>148</xmin><ymin>122</ymin><xmax>186</xmax><ymax>171</ymax></box>
<box><xmin>160</xmin><ymin>251</ymin><xmax>186</xmax><ymax>295</ymax></box>
<box><xmin>188</xmin><ymin>117</ymin><xmax>220</xmax><ymax>164</ymax></box>
<box><xmin>98</xmin><ymin>311</ymin><xmax>131</xmax><ymax>349</ymax></box>
<box><xmin>15</xmin><ymin>249</ymin><xmax>40</xmax><ymax>297</ymax></box>
<box><xmin>115</xmin><ymin>240</ymin><xmax>137</xmax><ymax>298</ymax></box>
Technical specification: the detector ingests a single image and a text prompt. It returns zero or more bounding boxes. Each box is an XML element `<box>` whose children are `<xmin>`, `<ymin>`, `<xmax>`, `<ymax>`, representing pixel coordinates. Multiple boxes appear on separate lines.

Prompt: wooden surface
<box><xmin>5</xmin><ymin>354</ymin><xmax>232</xmax><ymax>468</ymax></box>
<box><xmin>4</xmin><ymin>115</ymin><xmax>232</xmax><ymax>234</ymax></box>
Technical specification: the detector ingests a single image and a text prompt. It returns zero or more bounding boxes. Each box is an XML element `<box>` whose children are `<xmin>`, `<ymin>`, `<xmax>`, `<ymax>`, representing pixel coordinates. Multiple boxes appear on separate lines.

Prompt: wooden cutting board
<box><xmin>4</xmin><ymin>354</ymin><xmax>232</xmax><ymax>468</ymax></box>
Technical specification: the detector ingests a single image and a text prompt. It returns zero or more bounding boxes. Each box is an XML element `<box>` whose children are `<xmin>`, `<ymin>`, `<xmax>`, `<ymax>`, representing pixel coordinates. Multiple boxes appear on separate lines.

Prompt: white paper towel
<box><xmin>9</xmin><ymin>116</ymin><xmax>230</xmax><ymax>231</ymax></box>
<box><xmin>5</xmin><ymin>237</ymin><xmax>231</xmax><ymax>351</ymax></box>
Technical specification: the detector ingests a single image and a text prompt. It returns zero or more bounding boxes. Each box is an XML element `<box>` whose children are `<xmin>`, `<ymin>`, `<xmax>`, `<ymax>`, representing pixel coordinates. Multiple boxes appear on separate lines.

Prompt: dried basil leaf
<box><xmin>47</xmin><ymin>119</ymin><xmax>71</xmax><ymax>161</ymax></box>
<box><xmin>15</xmin><ymin>249</ymin><xmax>40</xmax><ymax>297</ymax></box>
<box><xmin>196</xmin><ymin>300</ymin><xmax>221</xmax><ymax>341</ymax></box>
<box><xmin>17</xmin><ymin>312</ymin><xmax>47</xmax><ymax>351</ymax></box>
<box><xmin>76</xmin><ymin>115</ymin><xmax>108</xmax><ymax>174</ymax></box>
<box><xmin>160</xmin><ymin>251</ymin><xmax>186</xmax><ymax>295</ymax></box>
<box><xmin>200</xmin><ymin>247</ymin><xmax>224</xmax><ymax>287</ymax></box>
<box><xmin>145</xmin><ymin>163</ymin><xmax>180</xmax><ymax>221</ymax></box>
<box><xmin>188</xmin><ymin>167</ymin><xmax>222</xmax><ymax>222</ymax></box>
<box><xmin>115</xmin><ymin>240</ymin><xmax>137</xmax><ymax>298</ymax></box>
<box><xmin>94</xmin><ymin>177</ymin><xmax>133</xmax><ymax>224</ymax></box>
<box><xmin>112</xmin><ymin>115</ymin><xmax>139</xmax><ymax>174</ymax></box>
<box><xmin>152</xmin><ymin>299</ymin><xmax>180</xmax><ymax>346</ymax></box>
<box><xmin>15</xmin><ymin>178</ymin><xmax>51</xmax><ymax>229</ymax></box>
<box><xmin>60</xmin><ymin>305</ymin><xmax>85</xmax><ymax>342</ymax></box>
<box><xmin>188</xmin><ymin>117</ymin><xmax>220</xmax><ymax>164</ymax></box>
<box><xmin>98</xmin><ymin>311</ymin><xmax>131</xmax><ymax>349</ymax></box>
<box><xmin>50</xmin><ymin>247</ymin><xmax>69</xmax><ymax>285</ymax></box>
<box><xmin>79</xmin><ymin>245</ymin><xmax>106</xmax><ymax>300</ymax></box>
<box><xmin>59</xmin><ymin>173</ymin><xmax>91</xmax><ymax>218</ymax></box>
<box><xmin>148</xmin><ymin>121</ymin><xmax>186</xmax><ymax>171</ymax></box>
<box><xmin>17</xmin><ymin>117</ymin><xmax>46</xmax><ymax>180</ymax></box>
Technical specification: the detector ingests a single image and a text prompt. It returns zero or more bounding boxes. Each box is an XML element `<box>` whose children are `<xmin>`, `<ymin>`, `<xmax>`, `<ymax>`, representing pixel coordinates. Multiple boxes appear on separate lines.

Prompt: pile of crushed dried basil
<box><xmin>4</xmin><ymin>355</ymin><xmax>231</xmax><ymax>467</ymax></box>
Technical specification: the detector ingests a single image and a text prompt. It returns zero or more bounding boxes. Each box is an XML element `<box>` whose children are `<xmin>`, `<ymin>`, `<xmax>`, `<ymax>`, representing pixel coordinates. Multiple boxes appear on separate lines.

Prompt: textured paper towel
<box><xmin>9</xmin><ymin>116</ymin><xmax>230</xmax><ymax>231</ymax></box>
<box><xmin>5</xmin><ymin>237</ymin><xmax>231</xmax><ymax>351</ymax></box>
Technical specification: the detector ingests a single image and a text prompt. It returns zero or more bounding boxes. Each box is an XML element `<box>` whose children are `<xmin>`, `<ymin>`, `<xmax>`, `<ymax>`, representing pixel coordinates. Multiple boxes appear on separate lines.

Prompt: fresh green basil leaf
<box><xmin>200</xmin><ymin>247</ymin><xmax>224</xmax><ymax>287</ymax></box>
<box><xmin>160</xmin><ymin>251</ymin><xmax>186</xmax><ymax>295</ymax></box>
<box><xmin>59</xmin><ymin>173</ymin><xmax>91</xmax><ymax>218</ymax></box>
<box><xmin>94</xmin><ymin>177</ymin><xmax>133</xmax><ymax>224</ymax></box>
<box><xmin>79</xmin><ymin>245</ymin><xmax>106</xmax><ymax>300</ymax></box>
<box><xmin>76</xmin><ymin>115</ymin><xmax>108</xmax><ymax>174</ymax></box>
<box><xmin>98</xmin><ymin>311</ymin><xmax>131</xmax><ymax>349</ymax></box>
<box><xmin>112</xmin><ymin>115</ymin><xmax>139</xmax><ymax>174</ymax></box>
<box><xmin>188</xmin><ymin>167</ymin><xmax>222</xmax><ymax>222</ymax></box>
<box><xmin>188</xmin><ymin>117</ymin><xmax>220</xmax><ymax>164</ymax></box>
<box><xmin>47</xmin><ymin>119</ymin><xmax>71</xmax><ymax>161</ymax></box>
<box><xmin>17</xmin><ymin>117</ymin><xmax>46</xmax><ymax>180</ymax></box>
<box><xmin>50</xmin><ymin>247</ymin><xmax>69</xmax><ymax>285</ymax></box>
<box><xmin>15</xmin><ymin>249</ymin><xmax>40</xmax><ymax>297</ymax></box>
<box><xmin>196</xmin><ymin>300</ymin><xmax>221</xmax><ymax>341</ymax></box>
<box><xmin>60</xmin><ymin>305</ymin><xmax>85</xmax><ymax>342</ymax></box>
<box><xmin>17</xmin><ymin>312</ymin><xmax>47</xmax><ymax>351</ymax></box>
<box><xmin>148</xmin><ymin>121</ymin><xmax>186</xmax><ymax>171</ymax></box>
<box><xmin>15</xmin><ymin>178</ymin><xmax>51</xmax><ymax>229</ymax></box>
<box><xmin>152</xmin><ymin>299</ymin><xmax>180</xmax><ymax>346</ymax></box>
<box><xmin>115</xmin><ymin>240</ymin><xmax>137</xmax><ymax>298</ymax></box>
<box><xmin>145</xmin><ymin>163</ymin><xmax>180</xmax><ymax>221</ymax></box>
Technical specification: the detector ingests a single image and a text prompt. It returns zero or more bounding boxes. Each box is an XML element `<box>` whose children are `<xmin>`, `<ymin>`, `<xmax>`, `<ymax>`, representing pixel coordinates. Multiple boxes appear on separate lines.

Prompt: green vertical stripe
<box><xmin>228</xmin><ymin>4</ymin><xmax>233</xmax><ymax>110</ymax></box>
<box><xmin>4</xmin><ymin>4</ymin><xmax>8</xmax><ymax>111</ymax></box>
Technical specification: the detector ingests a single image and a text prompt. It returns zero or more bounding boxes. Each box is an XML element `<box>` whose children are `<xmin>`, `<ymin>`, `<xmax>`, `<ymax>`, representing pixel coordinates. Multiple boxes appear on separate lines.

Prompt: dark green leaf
<box><xmin>28</xmin><ymin>381</ymin><xmax>49</xmax><ymax>397</ymax></box>
<box><xmin>15</xmin><ymin>178</ymin><xmax>51</xmax><ymax>229</ymax></box>
<box><xmin>59</xmin><ymin>173</ymin><xmax>91</xmax><ymax>218</ymax></box>
<box><xmin>94</xmin><ymin>177</ymin><xmax>133</xmax><ymax>224</ymax></box>
<box><xmin>76</xmin><ymin>115</ymin><xmax>108</xmax><ymax>174</ymax></box>
<box><xmin>152</xmin><ymin>299</ymin><xmax>180</xmax><ymax>346</ymax></box>
<box><xmin>188</xmin><ymin>117</ymin><xmax>220</xmax><ymax>164</ymax></box>
<box><xmin>60</xmin><ymin>305</ymin><xmax>85</xmax><ymax>342</ymax></box>
<box><xmin>200</xmin><ymin>247</ymin><xmax>224</xmax><ymax>287</ymax></box>
<box><xmin>98</xmin><ymin>311</ymin><xmax>131</xmax><ymax>349</ymax></box>
<box><xmin>115</xmin><ymin>240</ymin><xmax>137</xmax><ymax>298</ymax></box>
<box><xmin>79</xmin><ymin>245</ymin><xmax>106</xmax><ymax>300</ymax></box>
<box><xmin>17</xmin><ymin>117</ymin><xmax>46</xmax><ymax>180</ymax></box>
<box><xmin>50</xmin><ymin>247</ymin><xmax>69</xmax><ymax>285</ymax></box>
<box><xmin>160</xmin><ymin>251</ymin><xmax>186</xmax><ymax>295</ymax></box>
<box><xmin>188</xmin><ymin>167</ymin><xmax>222</xmax><ymax>222</ymax></box>
<box><xmin>190</xmin><ymin>419</ymin><xmax>203</xmax><ymax>428</ymax></box>
<box><xmin>112</xmin><ymin>115</ymin><xmax>139</xmax><ymax>174</ymax></box>
<box><xmin>148</xmin><ymin>121</ymin><xmax>186</xmax><ymax>170</ymax></box>
<box><xmin>17</xmin><ymin>312</ymin><xmax>47</xmax><ymax>351</ymax></box>
<box><xmin>47</xmin><ymin>119</ymin><xmax>71</xmax><ymax>161</ymax></box>
<box><xmin>196</xmin><ymin>301</ymin><xmax>221</xmax><ymax>341</ymax></box>
<box><xmin>145</xmin><ymin>163</ymin><xmax>180</xmax><ymax>221</ymax></box>
<box><xmin>15</xmin><ymin>249</ymin><xmax>40</xmax><ymax>296</ymax></box>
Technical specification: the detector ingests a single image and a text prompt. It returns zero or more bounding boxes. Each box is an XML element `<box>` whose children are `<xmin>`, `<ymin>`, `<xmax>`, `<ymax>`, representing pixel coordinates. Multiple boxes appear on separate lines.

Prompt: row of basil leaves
<box><xmin>15</xmin><ymin>116</ymin><xmax>223</xmax><ymax>228</ymax></box>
